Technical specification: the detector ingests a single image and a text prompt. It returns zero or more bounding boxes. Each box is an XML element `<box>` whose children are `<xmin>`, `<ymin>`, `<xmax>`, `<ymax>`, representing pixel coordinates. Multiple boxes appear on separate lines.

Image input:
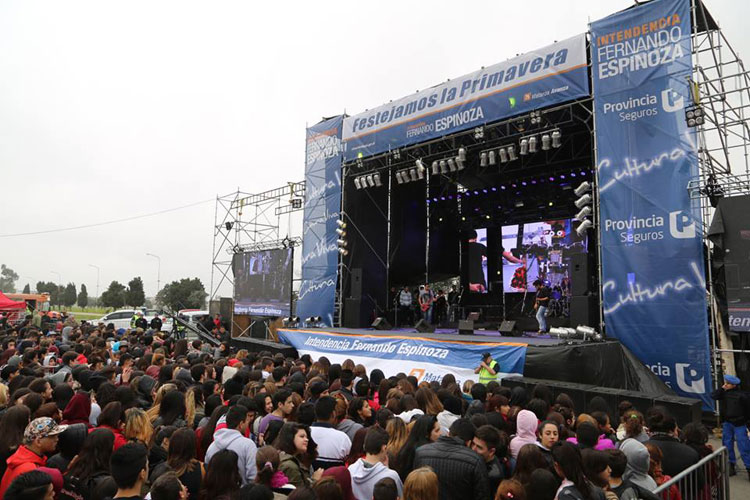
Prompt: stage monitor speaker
<box><xmin>498</xmin><ymin>320</ymin><xmax>518</xmax><ymax>336</ymax></box>
<box><xmin>458</xmin><ymin>320</ymin><xmax>474</xmax><ymax>335</ymax></box>
<box><xmin>350</xmin><ymin>268</ymin><xmax>363</xmax><ymax>299</ymax></box>
<box><xmin>343</xmin><ymin>298</ymin><xmax>361</xmax><ymax>328</ymax></box>
<box><xmin>571</xmin><ymin>253</ymin><xmax>592</xmax><ymax>296</ymax></box>
<box><xmin>414</xmin><ymin>319</ymin><xmax>435</xmax><ymax>333</ymax></box>
<box><xmin>371</xmin><ymin>317</ymin><xmax>392</xmax><ymax>330</ymax></box>
<box><xmin>570</xmin><ymin>295</ymin><xmax>597</xmax><ymax>328</ymax></box>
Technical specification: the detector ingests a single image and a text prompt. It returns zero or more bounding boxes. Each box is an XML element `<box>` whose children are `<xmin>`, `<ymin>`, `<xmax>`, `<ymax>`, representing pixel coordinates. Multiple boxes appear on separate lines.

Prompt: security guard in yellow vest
<box><xmin>475</xmin><ymin>352</ymin><xmax>498</xmax><ymax>384</ymax></box>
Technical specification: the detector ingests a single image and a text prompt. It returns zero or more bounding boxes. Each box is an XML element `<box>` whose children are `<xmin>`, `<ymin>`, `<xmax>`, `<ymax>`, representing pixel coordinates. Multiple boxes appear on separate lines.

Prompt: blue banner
<box><xmin>592</xmin><ymin>0</ymin><xmax>713</xmax><ymax>407</ymax></box>
<box><xmin>342</xmin><ymin>35</ymin><xmax>589</xmax><ymax>161</ymax></box>
<box><xmin>296</xmin><ymin>117</ymin><xmax>344</xmax><ymax>327</ymax></box>
<box><xmin>277</xmin><ymin>329</ymin><xmax>527</xmax><ymax>386</ymax></box>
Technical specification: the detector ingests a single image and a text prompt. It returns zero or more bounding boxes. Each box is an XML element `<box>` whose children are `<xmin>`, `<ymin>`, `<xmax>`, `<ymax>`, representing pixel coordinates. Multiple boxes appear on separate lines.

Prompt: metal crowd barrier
<box><xmin>653</xmin><ymin>446</ymin><xmax>729</xmax><ymax>500</ymax></box>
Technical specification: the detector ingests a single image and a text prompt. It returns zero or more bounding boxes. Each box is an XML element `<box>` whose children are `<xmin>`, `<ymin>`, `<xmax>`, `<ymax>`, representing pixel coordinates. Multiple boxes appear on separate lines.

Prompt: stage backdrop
<box><xmin>297</xmin><ymin>116</ymin><xmax>344</xmax><ymax>326</ymax></box>
<box><xmin>342</xmin><ymin>34</ymin><xmax>589</xmax><ymax>161</ymax></box>
<box><xmin>592</xmin><ymin>0</ymin><xmax>713</xmax><ymax>408</ymax></box>
<box><xmin>277</xmin><ymin>329</ymin><xmax>526</xmax><ymax>388</ymax></box>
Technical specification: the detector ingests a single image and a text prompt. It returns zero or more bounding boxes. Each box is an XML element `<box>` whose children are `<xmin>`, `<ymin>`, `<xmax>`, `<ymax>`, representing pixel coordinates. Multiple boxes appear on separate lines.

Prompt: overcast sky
<box><xmin>1</xmin><ymin>0</ymin><xmax>748</xmax><ymax>300</ymax></box>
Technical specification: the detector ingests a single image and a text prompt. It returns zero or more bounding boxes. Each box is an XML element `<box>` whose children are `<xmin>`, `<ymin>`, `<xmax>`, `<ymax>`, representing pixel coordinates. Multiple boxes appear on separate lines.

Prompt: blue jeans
<box><xmin>424</xmin><ymin>306</ymin><xmax>433</xmax><ymax>323</ymax></box>
<box><xmin>723</xmin><ymin>422</ymin><xmax>750</xmax><ymax>466</ymax></box>
<box><xmin>536</xmin><ymin>306</ymin><xmax>548</xmax><ymax>332</ymax></box>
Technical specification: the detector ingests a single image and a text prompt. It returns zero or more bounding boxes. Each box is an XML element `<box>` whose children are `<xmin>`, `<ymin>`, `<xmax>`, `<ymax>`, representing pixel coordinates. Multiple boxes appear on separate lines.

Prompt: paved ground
<box><xmin>708</xmin><ymin>436</ymin><xmax>750</xmax><ymax>499</ymax></box>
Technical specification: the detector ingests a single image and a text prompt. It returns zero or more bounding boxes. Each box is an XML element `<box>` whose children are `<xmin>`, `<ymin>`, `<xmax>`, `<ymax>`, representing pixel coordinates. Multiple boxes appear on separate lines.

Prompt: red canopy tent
<box><xmin>0</xmin><ymin>292</ymin><xmax>26</xmax><ymax>311</ymax></box>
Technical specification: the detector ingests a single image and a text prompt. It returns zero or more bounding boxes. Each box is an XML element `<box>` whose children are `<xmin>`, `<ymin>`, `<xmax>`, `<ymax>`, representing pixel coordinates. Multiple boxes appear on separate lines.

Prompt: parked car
<box><xmin>94</xmin><ymin>309</ymin><xmax>140</xmax><ymax>330</ymax></box>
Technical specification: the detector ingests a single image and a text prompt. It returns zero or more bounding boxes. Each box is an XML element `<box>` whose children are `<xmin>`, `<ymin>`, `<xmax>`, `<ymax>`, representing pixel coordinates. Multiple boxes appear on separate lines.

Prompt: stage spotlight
<box><xmin>366</xmin><ymin>175</ymin><xmax>375</xmax><ymax>187</ymax></box>
<box><xmin>574</xmin><ymin>194</ymin><xmax>592</xmax><ymax>209</ymax></box>
<box><xmin>337</xmin><ymin>247</ymin><xmax>349</xmax><ymax>255</ymax></box>
<box><xmin>514</xmin><ymin>200</ymin><xmax>524</xmax><ymax>208</ymax></box>
<box><xmin>282</xmin><ymin>316</ymin><xmax>299</xmax><ymax>328</ymax></box>
<box><xmin>520</xmin><ymin>138</ymin><xmax>529</xmax><ymax>155</ymax></box>
<box><xmin>456</xmin><ymin>156</ymin><xmax>465</xmax><ymax>170</ymax></box>
<box><xmin>354</xmin><ymin>177</ymin><xmax>362</xmax><ymax>189</ymax></box>
<box><xmin>335</xmin><ymin>227</ymin><xmax>346</xmax><ymax>237</ymax></box>
<box><xmin>225</xmin><ymin>222</ymin><xmax>234</xmax><ymax>231</ymax></box>
<box><xmin>685</xmin><ymin>106</ymin><xmax>704</xmax><ymax>127</ymax></box>
<box><xmin>458</xmin><ymin>147</ymin><xmax>467</xmax><ymax>162</ymax></box>
<box><xmin>337</xmin><ymin>220</ymin><xmax>346</xmax><ymax>228</ymax></box>
<box><xmin>488</xmin><ymin>150</ymin><xmax>496</xmax><ymax>166</ymax></box>
<box><xmin>395</xmin><ymin>171</ymin><xmax>404</xmax><ymax>184</ymax></box>
<box><xmin>373</xmin><ymin>172</ymin><xmax>382</xmax><ymax>186</ymax></box>
<box><xmin>507</xmin><ymin>145</ymin><xmax>518</xmax><ymax>161</ymax></box>
<box><xmin>416</xmin><ymin>165</ymin><xmax>425</xmax><ymax>180</ymax></box>
<box><xmin>440</xmin><ymin>160</ymin><xmax>448</xmax><ymax>174</ymax></box>
<box><xmin>541</xmin><ymin>134</ymin><xmax>551</xmax><ymax>150</ymax></box>
<box><xmin>528</xmin><ymin>136</ymin><xmax>538</xmax><ymax>153</ymax></box>
<box><xmin>552</xmin><ymin>130</ymin><xmax>562</xmax><ymax>148</ymax></box>
<box><xmin>448</xmin><ymin>158</ymin><xmax>457</xmax><ymax>172</ymax></box>
<box><xmin>393</xmin><ymin>149</ymin><xmax>401</xmax><ymax>160</ymax></box>
<box><xmin>550</xmin><ymin>327</ymin><xmax>568</xmax><ymax>339</ymax></box>
<box><xmin>575</xmin><ymin>205</ymin><xmax>592</xmax><ymax>221</ymax></box>
<box><xmin>336</xmin><ymin>239</ymin><xmax>347</xmax><ymax>247</ymax></box>
<box><xmin>575</xmin><ymin>325</ymin><xmax>597</xmax><ymax>340</ymax></box>
<box><xmin>574</xmin><ymin>181</ymin><xmax>591</xmax><ymax>197</ymax></box>
<box><xmin>499</xmin><ymin>148</ymin><xmax>508</xmax><ymax>163</ymax></box>
<box><xmin>480</xmin><ymin>152</ymin><xmax>488</xmax><ymax>167</ymax></box>
<box><xmin>576</xmin><ymin>218</ymin><xmax>593</xmax><ymax>236</ymax></box>
<box><xmin>431</xmin><ymin>161</ymin><xmax>439</xmax><ymax>176</ymax></box>
<box><xmin>474</xmin><ymin>126</ymin><xmax>484</xmax><ymax>139</ymax></box>
<box><xmin>409</xmin><ymin>168</ymin><xmax>418</xmax><ymax>181</ymax></box>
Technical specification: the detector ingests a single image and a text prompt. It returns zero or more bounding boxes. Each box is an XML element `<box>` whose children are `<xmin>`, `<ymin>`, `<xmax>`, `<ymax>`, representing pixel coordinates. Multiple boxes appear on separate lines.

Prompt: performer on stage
<box><xmin>533</xmin><ymin>279</ymin><xmax>551</xmax><ymax>333</ymax></box>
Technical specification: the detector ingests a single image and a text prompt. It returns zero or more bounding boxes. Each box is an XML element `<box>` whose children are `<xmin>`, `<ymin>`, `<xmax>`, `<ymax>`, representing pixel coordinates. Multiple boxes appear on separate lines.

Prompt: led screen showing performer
<box><xmin>501</xmin><ymin>219</ymin><xmax>587</xmax><ymax>294</ymax></box>
<box><xmin>467</xmin><ymin>228</ymin><xmax>489</xmax><ymax>293</ymax></box>
<box><xmin>232</xmin><ymin>248</ymin><xmax>293</xmax><ymax>316</ymax></box>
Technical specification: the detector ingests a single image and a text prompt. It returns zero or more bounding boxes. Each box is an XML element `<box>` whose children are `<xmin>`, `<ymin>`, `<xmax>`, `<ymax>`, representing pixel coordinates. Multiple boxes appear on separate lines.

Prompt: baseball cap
<box><xmin>724</xmin><ymin>374</ymin><xmax>741</xmax><ymax>385</ymax></box>
<box><xmin>24</xmin><ymin>417</ymin><xmax>68</xmax><ymax>443</ymax></box>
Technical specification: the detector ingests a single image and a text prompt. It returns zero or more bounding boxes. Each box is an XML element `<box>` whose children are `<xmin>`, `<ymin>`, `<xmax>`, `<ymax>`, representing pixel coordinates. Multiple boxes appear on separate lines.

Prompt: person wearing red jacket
<box><xmin>0</xmin><ymin>417</ymin><xmax>68</xmax><ymax>497</ymax></box>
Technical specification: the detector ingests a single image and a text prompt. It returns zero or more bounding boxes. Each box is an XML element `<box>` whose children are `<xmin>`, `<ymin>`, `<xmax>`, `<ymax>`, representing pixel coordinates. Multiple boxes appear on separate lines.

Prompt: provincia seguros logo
<box><xmin>603</xmin><ymin>210</ymin><xmax>696</xmax><ymax>245</ymax></box>
<box><xmin>601</xmin><ymin>87</ymin><xmax>684</xmax><ymax>123</ymax></box>
<box><xmin>646</xmin><ymin>362</ymin><xmax>706</xmax><ymax>394</ymax></box>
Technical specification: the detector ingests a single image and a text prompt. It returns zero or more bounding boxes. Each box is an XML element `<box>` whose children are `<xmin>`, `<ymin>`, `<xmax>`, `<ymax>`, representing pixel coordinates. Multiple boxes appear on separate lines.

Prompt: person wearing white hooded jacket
<box><xmin>349</xmin><ymin>427</ymin><xmax>403</xmax><ymax>500</ymax></box>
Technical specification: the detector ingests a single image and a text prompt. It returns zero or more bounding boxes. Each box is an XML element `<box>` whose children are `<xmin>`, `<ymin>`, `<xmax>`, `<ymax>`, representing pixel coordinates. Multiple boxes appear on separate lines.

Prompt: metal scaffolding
<box><xmin>210</xmin><ymin>182</ymin><xmax>306</xmax><ymax>301</ymax></box>
<box><xmin>689</xmin><ymin>0</ymin><xmax>750</xmax><ymax>403</ymax></box>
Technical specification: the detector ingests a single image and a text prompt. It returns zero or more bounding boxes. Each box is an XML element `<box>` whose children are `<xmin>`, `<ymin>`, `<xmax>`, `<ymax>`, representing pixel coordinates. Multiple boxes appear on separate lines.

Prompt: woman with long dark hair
<box><xmin>0</xmin><ymin>405</ymin><xmax>30</xmax><ymax>479</ymax></box>
<box><xmin>198</xmin><ymin>404</ymin><xmax>229</xmax><ymax>462</ymax></box>
<box><xmin>552</xmin><ymin>441</ymin><xmax>605</xmax><ymax>500</ymax></box>
<box><xmin>154</xmin><ymin>390</ymin><xmax>187</xmax><ymax>427</ymax></box>
<box><xmin>200</xmin><ymin>449</ymin><xmax>241</xmax><ymax>500</ymax></box>
<box><xmin>395</xmin><ymin>414</ymin><xmax>440</xmax><ymax>481</ymax></box>
<box><xmin>95</xmin><ymin>401</ymin><xmax>127</xmax><ymax>450</ymax></box>
<box><xmin>62</xmin><ymin>428</ymin><xmax>115</xmax><ymax>500</ymax></box>
<box><xmin>512</xmin><ymin>443</ymin><xmax>550</xmax><ymax>488</ymax></box>
<box><xmin>276</xmin><ymin>422</ymin><xmax>317</xmax><ymax>488</ymax></box>
<box><xmin>155</xmin><ymin>427</ymin><xmax>204</xmax><ymax>499</ymax></box>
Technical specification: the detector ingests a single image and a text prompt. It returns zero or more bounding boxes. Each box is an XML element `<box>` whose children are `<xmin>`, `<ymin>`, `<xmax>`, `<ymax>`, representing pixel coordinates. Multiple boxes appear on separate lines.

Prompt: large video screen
<box><xmin>233</xmin><ymin>248</ymin><xmax>293</xmax><ymax>316</ymax></box>
<box><xmin>501</xmin><ymin>219</ymin><xmax>588</xmax><ymax>293</ymax></box>
<box><xmin>467</xmin><ymin>228</ymin><xmax>489</xmax><ymax>293</ymax></box>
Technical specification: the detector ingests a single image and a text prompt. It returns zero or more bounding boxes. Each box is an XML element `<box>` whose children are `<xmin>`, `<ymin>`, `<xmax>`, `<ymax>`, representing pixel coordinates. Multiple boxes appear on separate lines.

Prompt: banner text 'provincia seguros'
<box><xmin>342</xmin><ymin>35</ymin><xmax>589</xmax><ymax>161</ymax></box>
<box><xmin>277</xmin><ymin>329</ymin><xmax>526</xmax><ymax>387</ymax></box>
<box><xmin>591</xmin><ymin>0</ymin><xmax>712</xmax><ymax>408</ymax></box>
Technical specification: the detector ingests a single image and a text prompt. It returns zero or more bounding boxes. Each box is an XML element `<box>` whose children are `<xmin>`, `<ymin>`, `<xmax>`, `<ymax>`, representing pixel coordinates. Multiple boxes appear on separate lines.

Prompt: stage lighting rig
<box><xmin>541</xmin><ymin>134</ymin><xmax>551</xmax><ymax>151</ymax></box>
<box><xmin>282</xmin><ymin>316</ymin><xmax>300</xmax><ymax>328</ymax></box>
<box><xmin>528</xmin><ymin>136</ymin><xmax>538</xmax><ymax>153</ymax></box>
<box><xmin>685</xmin><ymin>105</ymin><xmax>704</xmax><ymax>127</ymax></box>
<box><xmin>574</xmin><ymin>193</ymin><xmax>592</xmax><ymax>209</ymax></box>
<box><xmin>447</xmin><ymin>158</ymin><xmax>457</xmax><ymax>172</ymax></box>
<box><xmin>551</xmin><ymin>130</ymin><xmax>562</xmax><ymax>148</ymax></box>
<box><xmin>488</xmin><ymin>150</ymin><xmax>496</xmax><ymax>166</ymax></box>
<box><xmin>499</xmin><ymin>148</ymin><xmax>508</xmax><ymax>163</ymax></box>
<box><xmin>574</xmin><ymin>181</ymin><xmax>591</xmax><ymax>197</ymax></box>
<box><xmin>474</xmin><ymin>126</ymin><xmax>485</xmax><ymax>139</ymax></box>
<box><xmin>575</xmin><ymin>206</ymin><xmax>592</xmax><ymax>221</ymax></box>
<box><xmin>507</xmin><ymin>145</ymin><xmax>518</xmax><ymax>161</ymax></box>
<box><xmin>480</xmin><ymin>152</ymin><xmax>487</xmax><ymax>167</ymax></box>
<box><xmin>573</xmin><ymin>180</ymin><xmax>594</xmax><ymax>236</ymax></box>
<box><xmin>431</xmin><ymin>161</ymin><xmax>439</xmax><ymax>176</ymax></box>
<box><xmin>458</xmin><ymin>147</ymin><xmax>466</xmax><ymax>162</ymax></box>
<box><xmin>440</xmin><ymin>160</ymin><xmax>448</xmax><ymax>174</ymax></box>
<box><xmin>520</xmin><ymin>138</ymin><xmax>528</xmax><ymax>156</ymax></box>
<box><xmin>373</xmin><ymin>172</ymin><xmax>382</xmax><ymax>186</ymax></box>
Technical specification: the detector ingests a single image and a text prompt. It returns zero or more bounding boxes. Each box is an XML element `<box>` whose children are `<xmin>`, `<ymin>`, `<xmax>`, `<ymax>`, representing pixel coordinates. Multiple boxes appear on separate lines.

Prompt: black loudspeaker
<box><xmin>498</xmin><ymin>320</ymin><xmax>518</xmax><ymax>336</ymax></box>
<box><xmin>350</xmin><ymin>268</ymin><xmax>363</xmax><ymax>299</ymax></box>
<box><xmin>570</xmin><ymin>295</ymin><xmax>597</xmax><ymax>327</ymax></box>
<box><xmin>250</xmin><ymin>319</ymin><xmax>268</xmax><ymax>339</ymax></box>
<box><xmin>571</xmin><ymin>254</ymin><xmax>591</xmax><ymax>296</ymax></box>
<box><xmin>220</xmin><ymin>297</ymin><xmax>233</xmax><ymax>322</ymax></box>
<box><xmin>414</xmin><ymin>319</ymin><xmax>435</xmax><ymax>333</ymax></box>
<box><xmin>371</xmin><ymin>317</ymin><xmax>392</xmax><ymax>330</ymax></box>
<box><xmin>458</xmin><ymin>320</ymin><xmax>474</xmax><ymax>335</ymax></box>
<box><xmin>343</xmin><ymin>298</ymin><xmax>361</xmax><ymax>328</ymax></box>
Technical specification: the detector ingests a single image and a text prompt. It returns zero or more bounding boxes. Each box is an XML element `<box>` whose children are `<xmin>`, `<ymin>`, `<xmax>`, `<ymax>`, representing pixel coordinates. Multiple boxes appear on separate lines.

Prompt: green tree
<box><xmin>100</xmin><ymin>281</ymin><xmax>126</xmax><ymax>309</ymax></box>
<box><xmin>36</xmin><ymin>281</ymin><xmax>60</xmax><ymax>306</ymax></box>
<box><xmin>125</xmin><ymin>277</ymin><xmax>146</xmax><ymax>307</ymax></box>
<box><xmin>22</xmin><ymin>283</ymin><xmax>30</xmax><ymax>294</ymax></box>
<box><xmin>0</xmin><ymin>264</ymin><xmax>19</xmax><ymax>293</ymax></box>
<box><xmin>156</xmin><ymin>278</ymin><xmax>207</xmax><ymax>312</ymax></box>
<box><xmin>63</xmin><ymin>283</ymin><xmax>77</xmax><ymax>307</ymax></box>
<box><xmin>77</xmin><ymin>284</ymin><xmax>89</xmax><ymax>309</ymax></box>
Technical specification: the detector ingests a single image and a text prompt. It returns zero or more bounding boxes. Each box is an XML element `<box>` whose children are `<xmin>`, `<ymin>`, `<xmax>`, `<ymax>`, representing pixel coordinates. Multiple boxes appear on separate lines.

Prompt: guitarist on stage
<box><xmin>533</xmin><ymin>279</ymin><xmax>551</xmax><ymax>333</ymax></box>
<box><xmin>418</xmin><ymin>284</ymin><xmax>434</xmax><ymax>324</ymax></box>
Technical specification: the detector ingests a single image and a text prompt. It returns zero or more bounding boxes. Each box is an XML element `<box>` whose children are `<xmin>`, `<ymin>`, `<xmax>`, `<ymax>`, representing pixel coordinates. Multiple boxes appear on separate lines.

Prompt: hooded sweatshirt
<box><xmin>205</xmin><ymin>427</ymin><xmax>257</xmax><ymax>484</ymax></box>
<box><xmin>510</xmin><ymin>409</ymin><xmax>538</xmax><ymax>459</ymax></box>
<box><xmin>620</xmin><ymin>438</ymin><xmax>658</xmax><ymax>492</ymax></box>
<box><xmin>61</xmin><ymin>392</ymin><xmax>92</xmax><ymax>427</ymax></box>
<box><xmin>348</xmin><ymin>458</ymin><xmax>403</xmax><ymax>500</ymax></box>
<box><xmin>0</xmin><ymin>445</ymin><xmax>47</xmax><ymax>497</ymax></box>
<box><xmin>436</xmin><ymin>410</ymin><xmax>460</xmax><ymax>436</ymax></box>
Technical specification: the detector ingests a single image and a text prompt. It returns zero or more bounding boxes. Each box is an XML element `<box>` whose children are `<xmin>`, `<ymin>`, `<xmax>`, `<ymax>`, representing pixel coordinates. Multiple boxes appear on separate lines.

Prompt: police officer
<box><xmin>712</xmin><ymin>374</ymin><xmax>750</xmax><ymax>478</ymax></box>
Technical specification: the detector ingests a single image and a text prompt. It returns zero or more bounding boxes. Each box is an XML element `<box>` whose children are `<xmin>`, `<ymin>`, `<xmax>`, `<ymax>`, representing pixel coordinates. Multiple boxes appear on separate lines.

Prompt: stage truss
<box><xmin>689</xmin><ymin>0</ymin><xmax>750</xmax><ymax>401</ymax></box>
<box><xmin>210</xmin><ymin>182</ymin><xmax>306</xmax><ymax>302</ymax></box>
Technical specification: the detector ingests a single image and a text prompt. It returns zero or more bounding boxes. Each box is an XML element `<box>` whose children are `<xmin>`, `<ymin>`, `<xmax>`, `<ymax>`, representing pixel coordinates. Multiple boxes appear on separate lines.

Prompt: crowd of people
<box><xmin>0</xmin><ymin>314</ymin><xmax>736</xmax><ymax>500</ymax></box>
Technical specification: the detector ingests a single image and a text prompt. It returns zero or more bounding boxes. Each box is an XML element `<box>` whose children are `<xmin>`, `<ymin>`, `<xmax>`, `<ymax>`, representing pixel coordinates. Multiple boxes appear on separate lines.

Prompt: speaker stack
<box><xmin>569</xmin><ymin>253</ymin><xmax>597</xmax><ymax>328</ymax></box>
